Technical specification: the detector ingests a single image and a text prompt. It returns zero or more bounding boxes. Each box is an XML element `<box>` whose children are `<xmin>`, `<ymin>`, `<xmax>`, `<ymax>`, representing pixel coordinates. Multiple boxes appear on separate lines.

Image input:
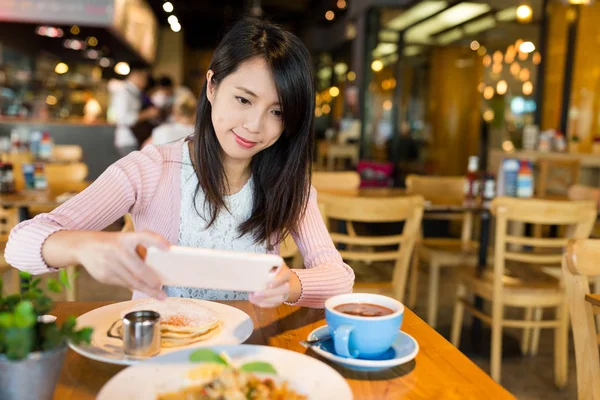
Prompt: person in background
<box><xmin>144</xmin><ymin>94</ymin><xmax>196</xmax><ymax>147</ymax></box>
<box><xmin>151</xmin><ymin>76</ymin><xmax>175</xmax><ymax>117</ymax></box>
<box><xmin>110</xmin><ymin>62</ymin><xmax>160</xmax><ymax>157</ymax></box>
<box><xmin>83</xmin><ymin>91</ymin><xmax>102</xmax><ymax>123</ymax></box>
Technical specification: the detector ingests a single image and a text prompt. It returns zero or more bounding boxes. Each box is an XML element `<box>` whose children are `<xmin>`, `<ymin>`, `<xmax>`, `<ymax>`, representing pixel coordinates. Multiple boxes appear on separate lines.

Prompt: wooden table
<box><xmin>53</xmin><ymin>301</ymin><xmax>514</xmax><ymax>400</ymax></box>
<box><xmin>0</xmin><ymin>182</ymin><xmax>90</xmax><ymax>220</ymax></box>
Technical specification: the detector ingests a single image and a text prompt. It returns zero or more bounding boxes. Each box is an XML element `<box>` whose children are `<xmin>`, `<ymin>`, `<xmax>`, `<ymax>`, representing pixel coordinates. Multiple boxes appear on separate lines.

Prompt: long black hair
<box><xmin>192</xmin><ymin>17</ymin><xmax>315</xmax><ymax>250</ymax></box>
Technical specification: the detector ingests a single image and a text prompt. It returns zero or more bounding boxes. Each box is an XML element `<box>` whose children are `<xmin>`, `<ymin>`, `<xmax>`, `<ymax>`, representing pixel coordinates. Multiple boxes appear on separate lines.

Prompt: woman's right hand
<box><xmin>70</xmin><ymin>230</ymin><xmax>170</xmax><ymax>299</ymax></box>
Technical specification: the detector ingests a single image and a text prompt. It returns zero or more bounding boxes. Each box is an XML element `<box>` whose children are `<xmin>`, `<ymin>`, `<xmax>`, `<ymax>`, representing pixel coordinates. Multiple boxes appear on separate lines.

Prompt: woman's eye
<box><xmin>236</xmin><ymin>96</ymin><xmax>251</xmax><ymax>105</ymax></box>
<box><xmin>272</xmin><ymin>110</ymin><xmax>282</xmax><ymax>118</ymax></box>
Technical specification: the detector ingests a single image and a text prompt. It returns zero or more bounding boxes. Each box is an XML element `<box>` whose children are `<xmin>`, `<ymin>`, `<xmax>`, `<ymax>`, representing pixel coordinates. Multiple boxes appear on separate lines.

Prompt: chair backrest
<box><xmin>45</xmin><ymin>162</ymin><xmax>89</xmax><ymax>192</ymax></box>
<box><xmin>52</xmin><ymin>145</ymin><xmax>83</xmax><ymax>163</ymax></box>
<box><xmin>538</xmin><ymin>157</ymin><xmax>580</xmax><ymax>198</ymax></box>
<box><xmin>312</xmin><ymin>171</ymin><xmax>361</xmax><ymax>193</ymax></box>
<box><xmin>491</xmin><ymin>197</ymin><xmax>596</xmax><ymax>302</ymax></box>
<box><xmin>562</xmin><ymin>239</ymin><xmax>600</xmax><ymax>400</ymax></box>
<box><xmin>318</xmin><ymin>193</ymin><xmax>424</xmax><ymax>301</ymax></box>
<box><xmin>406</xmin><ymin>174</ymin><xmax>472</xmax><ymax>242</ymax></box>
<box><xmin>0</xmin><ymin>207</ymin><xmax>18</xmax><ymax>242</ymax></box>
<box><xmin>405</xmin><ymin>174</ymin><xmax>465</xmax><ymax>206</ymax></box>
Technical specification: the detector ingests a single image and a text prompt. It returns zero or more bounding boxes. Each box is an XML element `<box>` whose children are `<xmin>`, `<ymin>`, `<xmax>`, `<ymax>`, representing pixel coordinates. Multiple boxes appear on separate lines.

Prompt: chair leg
<box><xmin>554</xmin><ymin>303</ymin><xmax>569</xmax><ymax>389</ymax></box>
<box><xmin>65</xmin><ymin>265</ymin><xmax>77</xmax><ymax>302</ymax></box>
<box><xmin>521</xmin><ymin>307</ymin><xmax>533</xmax><ymax>355</ymax></box>
<box><xmin>451</xmin><ymin>281</ymin><xmax>466</xmax><ymax>348</ymax></box>
<box><xmin>407</xmin><ymin>251</ymin><xmax>419</xmax><ymax>309</ymax></box>
<box><xmin>427</xmin><ymin>261</ymin><xmax>441</xmax><ymax>329</ymax></box>
<box><xmin>490</xmin><ymin>299</ymin><xmax>504</xmax><ymax>383</ymax></box>
<box><xmin>530</xmin><ymin>307</ymin><xmax>544</xmax><ymax>356</ymax></box>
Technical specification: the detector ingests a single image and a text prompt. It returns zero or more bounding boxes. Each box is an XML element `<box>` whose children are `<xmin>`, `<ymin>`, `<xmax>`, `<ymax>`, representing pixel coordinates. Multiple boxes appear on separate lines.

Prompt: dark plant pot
<box><xmin>0</xmin><ymin>343</ymin><xmax>67</xmax><ymax>400</ymax></box>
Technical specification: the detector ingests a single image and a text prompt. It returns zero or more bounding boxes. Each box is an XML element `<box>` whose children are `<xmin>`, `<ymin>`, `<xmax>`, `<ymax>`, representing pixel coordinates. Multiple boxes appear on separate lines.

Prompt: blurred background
<box><xmin>1</xmin><ymin>0</ymin><xmax>594</xmax><ymax>183</ymax></box>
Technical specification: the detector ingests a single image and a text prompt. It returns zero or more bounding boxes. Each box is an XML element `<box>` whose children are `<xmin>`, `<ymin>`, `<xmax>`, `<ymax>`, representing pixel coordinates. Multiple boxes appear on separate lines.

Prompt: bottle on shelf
<box><xmin>516</xmin><ymin>160</ymin><xmax>534</xmax><ymax>198</ymax></box>
<box><xmin>464</xmin><ymin>156</ymin><xmax>480</xmax><ymax>206</ymax></box>
<box><xmin>481</xmin><ymin>172</ymin><xmax>496</xmax><ymax>206</ymax></box>
<box><xmin>33</xmin><ymin>163</ymin><xmax>48</xmax><ymax>190</ymax></box>
<box><xmin>38</xmin><ymin>131</ymin><xmax>54</xmax><ymax>161</ymax></box>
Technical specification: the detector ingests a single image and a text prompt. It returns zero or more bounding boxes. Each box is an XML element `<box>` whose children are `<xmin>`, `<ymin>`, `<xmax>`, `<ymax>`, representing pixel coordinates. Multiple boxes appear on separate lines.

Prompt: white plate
<box><xmin>69</xmin><ymin>299</ymin><xmax>253</xmax><ymax>366</ymax></box>
<box><xmin>97</xmin><ymin>345</ymin><xmax>353</xmax><ymax>400</ymax></box>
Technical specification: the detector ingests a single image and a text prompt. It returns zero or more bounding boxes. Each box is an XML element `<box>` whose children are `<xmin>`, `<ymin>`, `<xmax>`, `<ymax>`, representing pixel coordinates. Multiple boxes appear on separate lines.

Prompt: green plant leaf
<box><xmin>14</xmin><ymin>301</ymin><xmax>36</xmax><ymax>328</ymax></box>
<box><xmin>61</xmin><ymin>316</ymin><xmax>76</xmax><ymax>335</ymax></box>
<box><xmin>189</xmin><ymin>349</ymin><xmax>228</xmax><ymax>365</ymax></box>
<box><xmin>239</xmin><ymin>362</ymin><xmax>277</xmax><ymax>374</ymax></box>
<box><xmin>0</xmin><ymin>312</ymin><xmax>14</xmax><ymax>327</ymax></box>
<box><xmin>69</xmin><ymin>327</ymin><xmax>93</xmax><ymax>345</ymax></box>
<box><xmin>18</xmin><ymin>271</ymin><xmax>31</xmax><ymax>281</ymax></box>
<box><xmin>47</xmin><ymin>278</ymin><xmax>63</xmax><ymax>293</ymax></box>
<box><xmin>58</xmin><ymin>269</ymin><xmax>71</xmax><ymax>290</ymax></box>
<box><xmin>4</xmin><ymin>327</ymin><xmax>34</xmax><ymax>360</ymax></box>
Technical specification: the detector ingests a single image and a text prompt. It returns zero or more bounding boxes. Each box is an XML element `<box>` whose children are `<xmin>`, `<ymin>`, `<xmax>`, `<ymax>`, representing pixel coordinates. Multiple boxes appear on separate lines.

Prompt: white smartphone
<box><xmin>144</xmin><ymin>246</ymin><xmax>284</xmax><ymax>292</ymax></box>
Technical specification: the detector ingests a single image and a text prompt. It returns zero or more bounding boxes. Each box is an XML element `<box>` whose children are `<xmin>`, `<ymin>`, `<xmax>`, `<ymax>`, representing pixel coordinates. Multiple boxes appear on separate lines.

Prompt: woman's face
<box><xmin>206</xmin><ymin>58</ymin><xmax>284</xmax><ymax>165</ymax></box>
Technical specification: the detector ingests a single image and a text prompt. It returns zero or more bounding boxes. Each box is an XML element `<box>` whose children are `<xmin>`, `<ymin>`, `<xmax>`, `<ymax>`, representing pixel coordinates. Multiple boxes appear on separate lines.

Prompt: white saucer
<box><xmin>306</xmin><ymin>325</ymin><xmax>419</xmax><ymax>372</ymax></box>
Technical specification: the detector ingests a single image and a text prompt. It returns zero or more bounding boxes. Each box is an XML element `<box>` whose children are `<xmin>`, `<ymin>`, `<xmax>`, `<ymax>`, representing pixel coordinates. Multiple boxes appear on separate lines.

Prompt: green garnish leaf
<box><xmin>239</xmin><ymin>362</ymin><xmax>277</xmax><ymax>374</ymax></box>
<box><xmin>189</xmin><ymin>348</ymin><xmax>228</xmax><ymax>365</ymax></box>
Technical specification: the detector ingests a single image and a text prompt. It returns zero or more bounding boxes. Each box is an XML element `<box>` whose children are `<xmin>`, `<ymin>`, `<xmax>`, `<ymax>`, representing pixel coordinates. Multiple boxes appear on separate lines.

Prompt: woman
<box><xmin>5</xmin><ymin>17</ymin><xmax>354</xmax><ymax>309</ymax></box>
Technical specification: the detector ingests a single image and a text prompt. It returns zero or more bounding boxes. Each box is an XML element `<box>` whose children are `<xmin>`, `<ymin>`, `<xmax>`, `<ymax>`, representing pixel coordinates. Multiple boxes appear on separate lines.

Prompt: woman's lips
<box><xmin>232</xmin><ymin>131</ymin><xmax>258</xmax><ymax>149</ymax></box>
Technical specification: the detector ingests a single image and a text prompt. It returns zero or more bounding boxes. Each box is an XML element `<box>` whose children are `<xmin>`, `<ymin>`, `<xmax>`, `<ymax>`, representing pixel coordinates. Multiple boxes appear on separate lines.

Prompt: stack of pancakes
<box><xmin>122</xmin><ymin>298</ymin><xmax>221</xmax><ymax>348</ymax></box>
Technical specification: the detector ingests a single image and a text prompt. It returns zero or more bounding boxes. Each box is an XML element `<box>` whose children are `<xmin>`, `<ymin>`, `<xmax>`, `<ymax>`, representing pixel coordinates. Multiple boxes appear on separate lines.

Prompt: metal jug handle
<box><xmin>107</xmin><ymin>319</ymin><xmax>123</xmax><ymax>340</ymax></box>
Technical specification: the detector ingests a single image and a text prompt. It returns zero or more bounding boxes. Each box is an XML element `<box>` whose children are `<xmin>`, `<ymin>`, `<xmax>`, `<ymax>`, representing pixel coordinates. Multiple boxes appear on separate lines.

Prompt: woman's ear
<box><xmin>206</xmin><ymin>70</ymin><xmax>216</xmax><ymax>105</ymax></box>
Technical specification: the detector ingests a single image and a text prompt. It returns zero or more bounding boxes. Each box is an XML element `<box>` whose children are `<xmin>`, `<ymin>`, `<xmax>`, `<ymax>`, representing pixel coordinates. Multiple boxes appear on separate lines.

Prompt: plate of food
<box><xmin>69</xmin><ymin>298</ymin><xmax>253</xmax><ymax>366</ymax></box>
<box><xmin>97</xmin><ymin>345</ymin><xmax>353</xmax><ymax>400</ymax></box>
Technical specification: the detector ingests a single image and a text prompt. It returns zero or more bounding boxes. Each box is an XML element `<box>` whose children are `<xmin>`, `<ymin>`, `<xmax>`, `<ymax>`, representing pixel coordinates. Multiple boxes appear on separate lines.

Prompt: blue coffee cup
<box><xmin>325</xmin><ymin>293</ymin><xmax>404</xmax><ymax>359</ymax></box>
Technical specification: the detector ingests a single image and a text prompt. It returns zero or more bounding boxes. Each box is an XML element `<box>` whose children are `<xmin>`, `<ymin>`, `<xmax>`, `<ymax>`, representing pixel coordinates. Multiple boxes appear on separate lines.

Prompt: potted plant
<box><xmin>0</xmin><ymin>270</ymin><xmax>93</xmax><ymax>400</ymax></box>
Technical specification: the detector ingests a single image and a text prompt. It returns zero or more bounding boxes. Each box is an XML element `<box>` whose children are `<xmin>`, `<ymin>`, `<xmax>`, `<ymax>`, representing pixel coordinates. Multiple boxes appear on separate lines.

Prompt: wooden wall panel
<box><xmin>569</xmin><ymin>3</ymin><xmax>600</xmax><ymax>152</ymax></box>
<box><xmin>541</xmin><ymin>2</ymin><xmax>569</xmax><ymax>132</ymax></box>
<box><xmin>427</xmin><ymin>46</ymin><xmax>483</xmax><ymax>175</ymax></box>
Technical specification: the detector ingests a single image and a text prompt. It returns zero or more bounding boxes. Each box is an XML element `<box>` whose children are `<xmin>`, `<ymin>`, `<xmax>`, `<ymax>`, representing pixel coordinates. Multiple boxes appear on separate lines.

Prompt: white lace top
<box><xmin>163</xmin><ymin>142</ymin><xmax>267</xmax><ymax>300</ymax></box>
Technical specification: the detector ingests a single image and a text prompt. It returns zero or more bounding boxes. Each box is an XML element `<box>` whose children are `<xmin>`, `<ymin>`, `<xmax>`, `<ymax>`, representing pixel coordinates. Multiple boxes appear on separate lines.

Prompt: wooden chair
<box><xmin>562</xmin><ymin>239</ymin><xmax>600</xmax><ymax>400</ymax></box>
<box><xmin>317</xmin><ymin>193</ymin><xmax>424</xmax><ymax>302</ymax></box>
<box><xmin>405</xmin><ymin>175</ymin><xmax>478</xmax><ymax>328</ymax></box>
<box><xmin>45</xmin><ymin>162</ymin><xmax>88</xmax><ymax>193</ymax></box>
<box><xmin>52</xmin><ymin>145</ymin><xmax>83</xmax><ymax>163</ymax></box>
<box><xmin>326</xmin><ymin>143</ymin><xmax>360</xmax><ymax>171</ymax></box>
<box><xmin>537</xmin><ymin>157</ymin><xmax>581</xmax><ymax>200</ymax></box>
<box><xmin>281</xmin><ymin>173</ymin><xmax>361</xmax><ymax>267</ymax></box>
<box><xmin>451</xmin><ymin>197</ymin><xmax>596</xmax><ymax>387</ymax></box>
<box><xmin>0</xmin><ymin>207</ymin><xmax>20</xmax><ymax>295</ymax></box>
<box><xmin>312</xmin><ymin>171</ymin><xmax>361</xmax><ymax>193</ymax></box>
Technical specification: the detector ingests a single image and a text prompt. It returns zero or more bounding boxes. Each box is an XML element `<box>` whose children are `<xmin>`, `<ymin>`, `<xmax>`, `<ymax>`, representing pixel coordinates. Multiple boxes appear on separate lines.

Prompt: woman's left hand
<box><xmin>249</xmin><ymin>264</ymin><xmax>300</xmax><ymax>308</ymax></box>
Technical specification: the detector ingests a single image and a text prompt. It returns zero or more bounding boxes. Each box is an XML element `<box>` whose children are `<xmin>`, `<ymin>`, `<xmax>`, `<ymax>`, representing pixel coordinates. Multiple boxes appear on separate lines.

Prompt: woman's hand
<box><xmin>68</xmin><ymin>230</ymin><xmax>170</xmax><ymax>299</ymax></box>
<box><xmin>249</xmin><ymin>264</ymin><xmax>301</xmax><ymax>308</ymax></box>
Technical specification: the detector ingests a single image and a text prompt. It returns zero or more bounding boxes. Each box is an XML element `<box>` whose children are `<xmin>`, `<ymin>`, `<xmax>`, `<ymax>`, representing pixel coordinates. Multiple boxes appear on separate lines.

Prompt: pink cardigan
<box><xmin>4</xmin><ymin>141</ymin><xmax>354</xmax><ymax>307</ymax></box>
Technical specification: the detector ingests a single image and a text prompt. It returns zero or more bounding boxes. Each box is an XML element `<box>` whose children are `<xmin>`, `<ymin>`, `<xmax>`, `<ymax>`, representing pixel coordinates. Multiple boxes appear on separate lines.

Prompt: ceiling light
<box><xmin>337</xmin><ymin>0</ymin><xmax>347</xmax><ymax>9</ymax></box>
<box><xmin>492</xmin><ymin>63</ymin><xmax>502</xmax><ymax>74</ymax></box>
<box><xmin>99</xmin><ymin>57</ymin><xmax>111</xmax><ymax>68</ymax></box>
<box><xmin>483</xmin><ymin>55</ymin><xmax>492</xmax><ymax>67</ymax></box>
<box><xmin>523</xmin><ymin>81</ymin><xmax>533</xmax><ymax>95</ymax></box>
<box><xmin>114</xmin><ymin>62</ymin><xmax>130</xmax><ymax>75</ymax></box>
<box><xmin>519</xmin><ymin>41</ymin><xmax>535</xmax><ymax>53</ymax></box>
<box><xmin>497</xmin><ymin>80</ymin><xmax>508</xmax><ymax>95</ymax></box>
<box><xmin>484</xmin><ymin>86</ymin><xmax>494</xmax><ymax>100</ymax></box>
<box><xmin>406</xmin><ymin>3</ymin><xmax>491</xmax><ymax>44</ymax></box>
<box><xmin>171</xmin><ymin>22</ymin><xmax>181</xmax><ymax>32</ymax></box>
<box><xmin>70</xmin><ymin>25</ymin><xmax>80</xmax><ymax>35</ymax></box>
<box><xmin>477</xmin><ymin>46</ymin><xmax>487</xmax><ymax>55</ymax></box>
<box><xmin>533</xmin><ymin>52</ymin><xmax>542</xmax><ymax>65</ymax></box>
<box><xmin>493</xmin><ymin>51</ymin><xmax>503</xmax><ymax>63</ymax></box>
<box><xmin>329</xmin><ymin>86</ymin><xmax>340</xmax><ymax>97</ymax></box>
<box><xmin>470</xmin><ymin>40</ymin><xmax>480</xmax><ymax>51</ymax></box>
<box><xmin>347</xmin><ymin>71</ymin><xmax>356</xmax><ymax>81</ymax></box>
<box><xmin>566</xmin><ymin>0</ymin><xmax>594</xmax><ymax>4</ymax></box>
<box><xmin>463</xmin><ymin>15</ymin><xmax>496</xmax><ymax>35</ymax></box>
<box><xmin>334</xmin><ymin>63</ymin><xmax>348</xmax><ymax>75</ymax></box>
<box><xmin>383</xmin><ymin>100</ymin><xmax>392</xmax><ymax>110</ymax></box>
<box><xmin>46</xmin><ymin>95</ymin><xmax>57</xmax><ymax>106</ymax></box>
<box><xmin>322</xmin><ymin>104</ymin><xmax>331</xmax><ymax>114</ymax></box>
<box><xmin>510</xmin><ymin>62</ymin><xmax>521</xmax><ymax>75</ymax></box>
<box><xmin>325</xmin><ymin>10</ymin><xmax>335</xmax><ymax>21</ymax></box>
<box><xmin>371</xmin><ymin>60</ymin><xmax>384</xmax><ymax>72</ymax></box>
<box><xmin>373</xmin><ymin>43</ymin><xmax>397</xmax><ymax>58</ymax></box>
<box><xmin>386</xmin><ymin>1</ymin><xmax>448</xmax><ymax>31</ymax></box>
<box><xmin>163</xmin><ymin>2</ymin><xmax>174</xmax><ymax>12</ymax></box>
<box><xmin>437</xmin><ymin>27</ymin><xmax>462</xmax><ymax>45</ymax></box>
<box><xmin>86</xmin><ymin>36</ymin><xmax>98</xmax><ymax>47</ymax></box>
<box><xmin>496</xmin><ymin>7</ymin><xmax>518</xmax><ymax>21</ymax></box>
<box><xmin>54</xmin><ymin>62</ymin><xmax>69</xmax><ymax>74</ymax></box>
<box><xmin>167</xmin><ymin>15</ymin><xmax>178</xmax><ymax>25</ymax></box>
<box><xmin>519</xmin><ymin>68</ymin><xmax>530</xmax><ymax>81</ymax></box>
<box><xmin>516</xmin><ymin>5</ymin><xmax>533</xmax><ymax>23</ymax></box>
